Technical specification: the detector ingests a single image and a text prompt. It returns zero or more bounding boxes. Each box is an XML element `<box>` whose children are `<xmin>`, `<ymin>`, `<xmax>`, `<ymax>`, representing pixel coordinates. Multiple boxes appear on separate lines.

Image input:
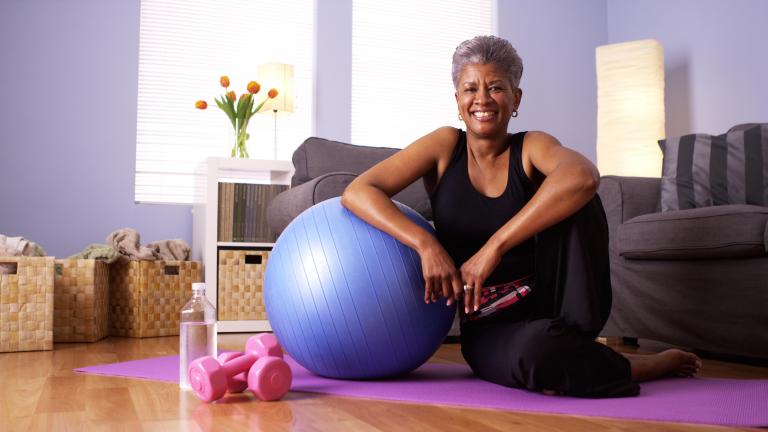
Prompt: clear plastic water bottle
<box><xmin>179</xmin><ymin>282</ymin><xmax>218</xmax><ymax>390</ymax></box>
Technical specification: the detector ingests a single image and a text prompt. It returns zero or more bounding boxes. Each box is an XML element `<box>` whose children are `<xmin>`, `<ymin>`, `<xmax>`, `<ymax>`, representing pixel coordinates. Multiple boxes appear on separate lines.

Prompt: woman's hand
<box><xmin>418</xmin><ymin>238</ymin><xmax>462</xmax><ymax>306</ymax></box>
<box><xmin>340</xmin><ymin>126</ymin><xmax>462</xmax><ymax>306</ymax></box>
<box><xmin>459</xmin><ymin>244</ymin><xmax>502</xmax><ymax>314</ymax></box>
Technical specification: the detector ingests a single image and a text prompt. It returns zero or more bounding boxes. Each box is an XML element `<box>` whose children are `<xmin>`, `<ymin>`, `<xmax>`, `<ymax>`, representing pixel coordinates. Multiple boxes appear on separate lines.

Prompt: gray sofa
<box><xmin>268</xmin><ymin>138</ymin><xmax>768</xmax><ymax>359</ymax></box>
<box><xmin>597</xmin><ymin>175</ymin><xmax>768</xmax><ymax>359</ymax></box>
<box><xmin>266</xmin><ymin>137</ymin><xmax>431</xmax><ymax>235</ymax></box>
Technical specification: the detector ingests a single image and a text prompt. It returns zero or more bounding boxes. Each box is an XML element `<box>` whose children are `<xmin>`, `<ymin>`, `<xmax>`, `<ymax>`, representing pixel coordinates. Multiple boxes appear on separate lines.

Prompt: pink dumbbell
<box><xmin>188</xmin><ymin>333</ymin><xmax>292</xmax><ymax>402</ymax></box>
<box><xmin>216</xmin><ymin>345</ymin><xmax>288</xmax><ymax>395</ymax></box>
<box><xmin>241</xmin><ymin>334</ymin><xmax>291</xmax><ymax>401</ymax></box>
<box><xmin>217</xmin><ymin>351</ymin><xmax>248</xmax><ymax>393</ymax></box>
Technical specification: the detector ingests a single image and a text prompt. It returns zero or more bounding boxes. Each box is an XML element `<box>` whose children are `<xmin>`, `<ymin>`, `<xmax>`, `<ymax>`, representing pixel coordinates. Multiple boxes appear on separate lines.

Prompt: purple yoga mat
<box><xmin>74</xmin><ymin>355</ymin><xmax>768</xmax><ymax>427</ymax></box>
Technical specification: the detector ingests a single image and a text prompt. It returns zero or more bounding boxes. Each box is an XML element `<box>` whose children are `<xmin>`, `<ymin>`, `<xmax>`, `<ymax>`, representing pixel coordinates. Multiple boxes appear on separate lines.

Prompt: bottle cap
<box><xmin>192</xmin><ymin>282</ymin><xmax>206</xmax><ymax>291</ymax></box>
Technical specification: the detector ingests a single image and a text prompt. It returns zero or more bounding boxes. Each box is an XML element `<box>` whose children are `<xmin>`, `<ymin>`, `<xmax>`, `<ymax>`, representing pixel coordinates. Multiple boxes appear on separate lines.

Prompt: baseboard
<box><xmin>694</xmin><ymin>349</ymin><xmax>768</xmax><ymax>367</ymax></box>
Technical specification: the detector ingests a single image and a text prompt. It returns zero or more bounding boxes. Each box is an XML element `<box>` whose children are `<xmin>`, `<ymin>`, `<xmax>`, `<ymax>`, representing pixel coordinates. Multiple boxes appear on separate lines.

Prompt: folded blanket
<box><xmin>146</xmin><ymin>239</ymin><xmax>191</xmax><ymax>261</ymax></box>
<box><xmin>0</xmin><ymin>234</ymin><xmax>46</xmax><ymax>257</ymax></box>
<box><xmin>106</xmin><ymin>229</ymin><xmax>191</xmax><ymax>261</ymax></box>
<box><xmin>67</xmin><ymin>243</ymin><xmax>121</xmax><ymax>263</ymax></box>
<box><xmin>107</xmin><ymin>228</ymin><xmax>159</xmax><ymax>261</ymax></box>
<box><xmin>0</xmin><ymin>234</ymin><xmax>47</xmax><ymax>274</ymax></box>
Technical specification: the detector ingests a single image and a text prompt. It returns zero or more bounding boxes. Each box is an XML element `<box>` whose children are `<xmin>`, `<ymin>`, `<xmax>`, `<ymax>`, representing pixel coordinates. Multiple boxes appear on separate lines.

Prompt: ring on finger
<box><xmin>463</xmin><ymin>284</ymin><xmax>473</xmax><ymax>292</ymax></box>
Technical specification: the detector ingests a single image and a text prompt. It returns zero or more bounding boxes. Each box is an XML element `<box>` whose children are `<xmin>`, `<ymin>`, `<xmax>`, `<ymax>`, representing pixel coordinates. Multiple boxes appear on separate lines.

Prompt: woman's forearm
<box><xmin>341</xmin><ymin>181</ymin><xmax>438</xmax><ymax>254</ymax></box>
<box><xmin>486</xmin><ymin>163</ymin><xmax>598</xmax><ymax>256</ymax></box>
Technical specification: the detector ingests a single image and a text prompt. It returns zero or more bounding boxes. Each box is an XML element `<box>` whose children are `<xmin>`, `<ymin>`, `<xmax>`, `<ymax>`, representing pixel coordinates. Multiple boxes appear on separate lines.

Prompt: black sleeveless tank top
<box><xmin>430</xmin><ymin>129</ymin><xmax>536</xmax><ymax>286</ymax></box>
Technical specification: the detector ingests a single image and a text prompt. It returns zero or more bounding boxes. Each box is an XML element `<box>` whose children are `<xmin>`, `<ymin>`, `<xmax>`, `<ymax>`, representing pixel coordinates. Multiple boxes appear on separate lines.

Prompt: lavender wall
<box><xmin>0</xmin><ymin>0</ymin><xmax>191</xmax><ymax>257</ymax></box>
<box><xmin>314</xmin><ymin>0</ymin><xmax>352</xmax><ymax>143</ymax></box>
<box><xmin>497</xmin><ymin>0</ymin><xmax>607</xmax><ymax>161</ymax></box>
<box><xmin>607</xmin><ymin>0</ymin><xmax>768</xmax><ymax>137</ymax></box>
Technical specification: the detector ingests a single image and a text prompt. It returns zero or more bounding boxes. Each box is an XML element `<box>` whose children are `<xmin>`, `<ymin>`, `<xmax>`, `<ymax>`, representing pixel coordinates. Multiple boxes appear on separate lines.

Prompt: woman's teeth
<box><xmin>473</xmin><ymin>111</ymin><xmax>495</xmax><ymax>119</ymax></box>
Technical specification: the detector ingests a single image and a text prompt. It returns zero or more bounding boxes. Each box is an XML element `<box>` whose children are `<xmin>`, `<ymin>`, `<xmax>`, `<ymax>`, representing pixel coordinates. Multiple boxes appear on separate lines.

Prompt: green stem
<box><xmin>233</xmin><ymin>123</ymin><xmax>250</xmax><ymax>158</ymax></box>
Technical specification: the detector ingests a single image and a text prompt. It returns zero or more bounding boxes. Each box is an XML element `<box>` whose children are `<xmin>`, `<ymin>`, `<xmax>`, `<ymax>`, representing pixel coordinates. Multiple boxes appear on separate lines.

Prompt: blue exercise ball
<box><xmin>264</xmin><ymin>197</ymin><xmax>456</xmax><ymax>379</ymax></box>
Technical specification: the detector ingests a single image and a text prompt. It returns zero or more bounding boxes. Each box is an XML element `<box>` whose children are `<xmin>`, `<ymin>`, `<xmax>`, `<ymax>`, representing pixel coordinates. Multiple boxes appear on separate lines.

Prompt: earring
<box><xmin>512</xmin><ymin>109</ymin><xmax>519</xmax><ymax>118</ymax></box>
<box><xmin>458</xmin><ymin>113</ymin><xmax>463</xmax><ymax>122</ymax></box>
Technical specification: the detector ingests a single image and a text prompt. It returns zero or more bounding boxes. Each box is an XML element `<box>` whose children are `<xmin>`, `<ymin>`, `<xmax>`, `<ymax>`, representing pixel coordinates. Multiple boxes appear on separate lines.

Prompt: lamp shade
<box><xmin>596</xmin><ymin>39</ymin><xmax>665</xmax><ymax>177</ymax></box>
<box><xmin>257</xmin><ymin>62</ymin><xmax>294</xmax><ymax>113</ymax></box>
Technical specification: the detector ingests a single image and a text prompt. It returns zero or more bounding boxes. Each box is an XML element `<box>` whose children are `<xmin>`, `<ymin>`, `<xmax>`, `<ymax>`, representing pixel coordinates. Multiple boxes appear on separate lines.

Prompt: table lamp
<box><xmin>258</xmin><ymin>63</ymin><xmax>295</xmax><ymax>159</ymax></box>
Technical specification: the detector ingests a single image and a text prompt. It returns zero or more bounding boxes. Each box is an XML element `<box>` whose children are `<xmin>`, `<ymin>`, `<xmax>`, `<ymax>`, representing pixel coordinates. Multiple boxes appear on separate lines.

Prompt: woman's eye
<box><xmin>489</xmin><ymin>86</ymin><xmax>503</xmax><ymax>92</ymax></box>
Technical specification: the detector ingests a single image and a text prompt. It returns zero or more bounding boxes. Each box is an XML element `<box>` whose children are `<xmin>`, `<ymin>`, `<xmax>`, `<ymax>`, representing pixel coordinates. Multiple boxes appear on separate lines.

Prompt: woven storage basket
<box><xmin>109</xmin><ymin>259</ymin><xmax>202</xmax><ymax>338</ymax></box>
<box><xmin>53</xmin><ymin>259</ymin><xmax>109</xmax><ymax>342</ymax></box>
<box><xmin>0</xmin><ymin>257</ymin><xmax>54</xmax><ymax>352</ymax></box>
<box><xmin>218</xmin><ymin>249</ymin><xmax>269</xmax><ymax>321</ymax></box>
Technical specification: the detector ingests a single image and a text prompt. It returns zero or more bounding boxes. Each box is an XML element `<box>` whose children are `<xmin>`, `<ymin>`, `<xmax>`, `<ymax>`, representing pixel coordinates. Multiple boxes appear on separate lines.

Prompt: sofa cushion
<box><xmin>291</xmin><ymin>137</ymin><xmax>399</xmax><ymax>187</ymax></box>
<box><xmin>267</xmin><ymin>172</ymin><xmax>358</xmax><ymax>235</ymax></box>
<box><xmin>658</xmin><ymin>123</ymin><xmax>768</xmax><ymax>212</ymax></box>
<box><xmin>289</xmin><ymin>136</ymin><xmax>432</xmax><ymax>219</ymax></box>
<box><xmin>617</xmin><ymin>204</ymin><xmax>768</xmax><ymax>260</ymax></box>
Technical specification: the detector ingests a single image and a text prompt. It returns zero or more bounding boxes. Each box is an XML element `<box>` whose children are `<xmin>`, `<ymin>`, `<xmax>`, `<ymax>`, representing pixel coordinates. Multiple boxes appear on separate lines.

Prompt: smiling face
<box><xmin>455</xmin><ymin>63</ymin><xmax>522</xmax><ymax>139</ymax></box>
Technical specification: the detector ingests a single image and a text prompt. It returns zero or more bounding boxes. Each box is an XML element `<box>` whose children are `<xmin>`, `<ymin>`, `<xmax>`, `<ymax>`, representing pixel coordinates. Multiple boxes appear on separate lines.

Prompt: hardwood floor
<box><xmin>1</xmin><ymin>334</ymin><xmax>766</xmax><ymax>431</ymax></box>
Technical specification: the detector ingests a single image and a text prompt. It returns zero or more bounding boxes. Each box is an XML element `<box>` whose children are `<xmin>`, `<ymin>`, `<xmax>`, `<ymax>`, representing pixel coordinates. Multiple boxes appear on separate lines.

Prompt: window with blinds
<box><xmin>135</xmin><ymin>0</ymin><xmax>314</xmax><ymax>204</ymax></box>
<box><xmin>351</xmin><ymin>0</ymin><xmax>493</xmax><ymax>149</ymax></box>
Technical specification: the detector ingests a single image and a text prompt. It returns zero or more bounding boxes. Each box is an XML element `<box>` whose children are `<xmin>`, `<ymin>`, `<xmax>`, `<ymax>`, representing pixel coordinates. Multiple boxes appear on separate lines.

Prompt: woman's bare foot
<box><xmin>626</xmin><ymin>349</ymin><xmax>703</xmax><ymax>382</ymax></box>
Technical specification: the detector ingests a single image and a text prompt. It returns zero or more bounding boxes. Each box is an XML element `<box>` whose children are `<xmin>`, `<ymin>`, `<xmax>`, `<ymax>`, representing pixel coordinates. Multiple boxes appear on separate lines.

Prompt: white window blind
<box><xmin>351</xmin><ymin>0</ymin><xmax>493</xmax><ymax>149</ymax></box>
<box><xmin>135</xmin><ymin>0</ymin><xmax>314</xmax><ymax>204</ymax></box>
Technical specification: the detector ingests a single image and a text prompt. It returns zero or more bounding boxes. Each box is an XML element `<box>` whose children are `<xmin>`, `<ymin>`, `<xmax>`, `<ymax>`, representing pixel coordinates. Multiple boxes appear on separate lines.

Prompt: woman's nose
<box><xmin>474</xmin><ymin>88</ymin><xmax>492</xmax><ymax>104</ymax></box>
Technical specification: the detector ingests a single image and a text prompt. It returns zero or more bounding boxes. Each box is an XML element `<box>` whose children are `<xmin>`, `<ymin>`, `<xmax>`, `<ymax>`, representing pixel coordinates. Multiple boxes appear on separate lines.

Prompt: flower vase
<box><xmin>232</xmin><ymin>127</ymin><xmax>249</xmax><ymax>158</ymax></box>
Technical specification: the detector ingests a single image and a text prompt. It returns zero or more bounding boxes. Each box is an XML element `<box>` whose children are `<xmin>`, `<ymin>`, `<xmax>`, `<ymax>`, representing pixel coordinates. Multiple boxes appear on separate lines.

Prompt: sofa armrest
<box><xmin>598</xmin><ymin>176</ymin><xmax>661</xmax><ymax>222</ymax></box>
<box><xmin>267</xmin><ymin>172</ymin><xmax>358</xmax><ymax>236</ymax></box>
<box><xmin>597</xmin><ymin>176</ymin><xmax>661</xmax><ymax>244</ymax></box>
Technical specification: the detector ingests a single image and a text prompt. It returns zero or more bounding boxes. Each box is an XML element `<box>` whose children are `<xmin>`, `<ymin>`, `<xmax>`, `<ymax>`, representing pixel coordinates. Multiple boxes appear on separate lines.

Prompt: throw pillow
<box><xmin>658</xmin><ymin>124</ymin><xmax>767</xmax><ymax>211</ymax></box>
<box><xmin>728</xmin><ymin>123</ymin><xmax>764</xmax><ymax>133</ymax></box>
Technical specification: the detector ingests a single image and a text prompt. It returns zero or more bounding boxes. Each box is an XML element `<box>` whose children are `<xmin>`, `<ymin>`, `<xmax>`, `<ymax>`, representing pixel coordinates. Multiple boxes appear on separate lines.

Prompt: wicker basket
<box><xmin>218</xmin><ymin>249</ymin><xmax>269</xmax><ymax>321</ymax></box>
<box><xmin>109</xmin><ymin>259</ymin><xmax>202</xmax><ymax>338</ymax></box>
<box><xmin>0</xmin><ymin>257</ymin><xmax>54</xmax><ymax>352</ymax></box>
<box><xmin>53</xmin><ymin>259</ymin><xmax>109</xmax><ymax>342</ymax></box>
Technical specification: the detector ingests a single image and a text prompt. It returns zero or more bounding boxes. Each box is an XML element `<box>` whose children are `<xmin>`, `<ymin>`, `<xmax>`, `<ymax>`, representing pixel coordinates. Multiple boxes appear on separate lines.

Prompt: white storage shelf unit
<box><xmin>192</xmin><ymin>157</ymin><xmax>293</xmax><ymax>332</ymax></box>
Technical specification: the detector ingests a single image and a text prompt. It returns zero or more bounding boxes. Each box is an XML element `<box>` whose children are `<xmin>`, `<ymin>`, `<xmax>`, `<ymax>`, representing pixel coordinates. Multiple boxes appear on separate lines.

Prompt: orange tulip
<box><xmin>194</xmin><ymin>100</ymin><xmax>207</xmax><ymax>110</ymax></box>
<box><xmin>240</xmin><ymin>93</ymin><xmax>249</xmax><ymax>101</ymax></box>
<box><xmin>226</xmin><ymin>91</ymin><xmax>236</xmax><ymax>102</ymax></box>
<box><xmin>247</xmin><ymin>81</ymin><xmax>261</xmax><ymax>94</ymax></box>
<box><xmin>268</xmin><ymin>88</ymin><xmax>279</xmax><ymax>99</ymax></box>
<box><xmin>220</xmin><ymin>75</ymin><xmax>230</xmax><ymax>88</ymax></box>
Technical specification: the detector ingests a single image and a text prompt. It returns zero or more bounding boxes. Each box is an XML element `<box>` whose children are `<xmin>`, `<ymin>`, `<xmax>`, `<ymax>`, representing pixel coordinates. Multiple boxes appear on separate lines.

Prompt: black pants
<box><xmin>460</xmin><ymin>196</ymin><xmax>639</xmax><ymax>398</ymax></box>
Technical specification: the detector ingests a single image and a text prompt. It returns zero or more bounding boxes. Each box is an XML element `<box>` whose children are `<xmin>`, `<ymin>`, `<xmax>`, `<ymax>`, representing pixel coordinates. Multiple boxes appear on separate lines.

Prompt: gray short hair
<box><xmin>452</xmin><ymin>35</ymin><xmax>523</xmax><ymax>89</ymax></box>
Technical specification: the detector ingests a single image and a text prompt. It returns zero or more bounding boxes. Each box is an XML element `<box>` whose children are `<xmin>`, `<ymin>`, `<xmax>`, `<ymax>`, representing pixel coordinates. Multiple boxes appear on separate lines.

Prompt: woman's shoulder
<box><xmin>429</xmin><ymin>126</ymin><xmax>462</xmax><ymax>147</ymax></box>
<box><xmin>518</xmin><ymin>131</ymin><xmax>562</xmax><ymax>183</ymax></box>
<box><xmin>520</xmin><ymin>130</ymin><xmax>562</xmax><ymax>158</ymax></box>
<box><xmin>521</xmin><ymin>130</ymin><xmax>560</xmax><ymax>146</ymax></box>
<box><xmin>434</xmin><ymin>126</ymin><xmax>464</xmax><ymax>160</ymax></box>
<box><xmin>408</xmin><ymin>127</ymin><xmax>462</xmax><ymax>195</ymax></box>
<box><xmin>406</xmin><ymin>126</ymin><xmax>461</xmax><ymax>158</ymax></box>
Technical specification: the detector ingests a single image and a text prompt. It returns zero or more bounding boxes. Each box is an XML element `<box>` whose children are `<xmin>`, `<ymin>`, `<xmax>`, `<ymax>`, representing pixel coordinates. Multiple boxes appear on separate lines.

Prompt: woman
<box><xmin>341</xmin><ymin>35</ymin><xmax>701</xmax><ymax>397</ymax></box>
